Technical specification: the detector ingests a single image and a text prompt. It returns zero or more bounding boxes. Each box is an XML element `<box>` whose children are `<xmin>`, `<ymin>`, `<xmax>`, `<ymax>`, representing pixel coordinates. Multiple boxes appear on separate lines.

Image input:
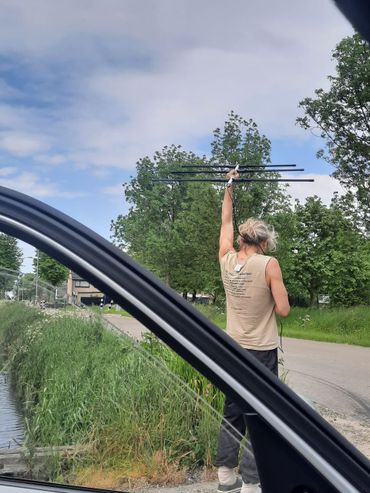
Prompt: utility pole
<box><xmin>17</xmin><ymin>274</ymin><xmax>22</xmax><ymax>301</ymax></box>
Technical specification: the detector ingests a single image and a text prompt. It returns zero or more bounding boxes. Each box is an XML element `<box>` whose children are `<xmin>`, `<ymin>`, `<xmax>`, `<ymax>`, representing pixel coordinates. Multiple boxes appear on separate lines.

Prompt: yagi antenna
<box><xmin>153</xmin><ymin>178</ymin><xmax>314</xmax><ymax>184</ymax></box>
<box><xmin>179</xmin><ymin>164</ymin><xmax>298</xmax><ymax>169</ymax></box>
<box><xmin>151</xmin><ymin>162</ymin><xmax>314</xmax><ymax>185</ymax></box>
<box><xmin>169</xmin><ymin>168</ymin><xmax>305</xmax><ymax>175</ymax></box>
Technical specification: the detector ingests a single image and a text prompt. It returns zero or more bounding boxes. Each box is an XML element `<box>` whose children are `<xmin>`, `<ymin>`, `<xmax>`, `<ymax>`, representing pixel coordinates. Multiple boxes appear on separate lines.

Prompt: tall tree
<box><xmin>0</xmin><ymin>234</ymin><xmax>22</xmax><ymax>296</ymax></box>
<box><xmin>212</xmin><ymin>111</ymin><xmax>290</xmax><ymax>228</ymax></box>
<box><xmin>297</xmin><ymin>34</ymin><xmax>370</xmax><ymax>229</ymax></box>
<box><xmin>111</xmin><ymin>145</ymin><xmax>204</xmax><ymax>286</ymax></box>
<box><xmin>34</xmin><ymin>251</ymin><xmax>69</xmax><ymax>287</ymax></box>
<box><xmin>326</xmin><ymin>192</ymin><xmax>370</xmax><ymax>306</ymax></box>
<box><xmin>0</xmin><ymin>234</ymin><xmax>22</xmax><ymax>272</ymax></box>
<box><xmin>285</xmin><ymin>196</ymin><xmax>369</xmax><ymax>307</ymax></box>
<box><xmin>172</xmin><ymin>183</ymin><xmax>222</xmax><ymax>300</ymax></box>
<box><xmin>111</xmin><ymin>113</ymin><xmax>289</xmax><ymax>295</ymax></box>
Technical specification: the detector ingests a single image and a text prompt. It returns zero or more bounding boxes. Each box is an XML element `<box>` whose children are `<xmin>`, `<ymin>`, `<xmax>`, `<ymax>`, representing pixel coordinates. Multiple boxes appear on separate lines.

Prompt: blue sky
<box><xmin>0</xmin><ymin>0</ymin><xmax>353</xmax><ymax>272</ymax></box>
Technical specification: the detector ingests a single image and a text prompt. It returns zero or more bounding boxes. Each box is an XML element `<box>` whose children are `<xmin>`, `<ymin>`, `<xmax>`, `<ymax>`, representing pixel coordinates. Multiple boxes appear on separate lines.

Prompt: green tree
<box><xmin>212</xmin><ymin>111</ymin><xmax>290</xmax><ymax>228</ymax></box>
<box><xmin>34</xmin><ymin>251</ymin><xmax>69</xmax><ymax>287</ymax></box>
<box><xmin>0</xmin><ymin>234</ymin><xmax>22</xmax><ymax>295</ymax></box>
<box><xmin>285</xmin><ymin>196</ymin><xmax>369</xmax><ymax>307</ymax></box>
<box><xmin>266</xmin><ymin>208</ymin><xmax>297</xmax><ymax>294</ymax></box>
<box><xmin>297</xmin><ymin>34</ymin><xmax>370</xmax><ymax>228</ymax></box>
<box><xmin>326</xmin><ymin>192</ymin><xmax>370</xmax><ymax>306</ymax></box>
<box><xmin>172</xmin><ymin>183</ymin><xmax>222</xmax><ymax>300</ymax></box>
<box><xmin>0</xmin><ymin>234</ymin><xmax>22</xmax><ymax>272</ymax></box>
<box><xmin>111</xmin><ymin>113</ymin><xmax>289</xmax><ymax>298</ymax></box>
<box><xmin>111</xmin><ymin>145</ymin><xmax>204</xmax><ymax>287</ymax></box>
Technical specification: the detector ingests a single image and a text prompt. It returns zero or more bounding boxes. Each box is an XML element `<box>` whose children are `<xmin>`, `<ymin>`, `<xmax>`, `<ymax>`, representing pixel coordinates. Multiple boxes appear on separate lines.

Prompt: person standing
<box><xmin>216</xmin><ymin>170</ymin><xmax>290</xmax><ymax>493</ymax></box>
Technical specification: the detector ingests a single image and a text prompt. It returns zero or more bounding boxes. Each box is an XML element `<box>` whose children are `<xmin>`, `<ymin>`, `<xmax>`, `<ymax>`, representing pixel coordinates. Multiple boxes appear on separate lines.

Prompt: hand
<box><xmin>226</xmin><ymin>169</ymin><xmax>240</xmax><ymax>180</ymax></box>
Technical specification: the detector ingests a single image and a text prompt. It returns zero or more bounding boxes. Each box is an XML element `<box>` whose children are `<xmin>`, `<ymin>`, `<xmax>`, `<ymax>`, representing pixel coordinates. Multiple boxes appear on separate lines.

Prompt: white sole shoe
<box><xmin>217</xmin><ymin>477</ymin><xmax>243</xmax><ymax>493</ymax></box>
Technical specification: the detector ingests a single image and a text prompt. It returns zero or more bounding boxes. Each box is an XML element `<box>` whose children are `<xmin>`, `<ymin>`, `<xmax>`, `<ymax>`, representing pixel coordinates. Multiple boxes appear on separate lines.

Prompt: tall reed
<box><xmin>0</xmin><ymin>303</ymin><xmax>224</xmax><ymax>482</ymax></box>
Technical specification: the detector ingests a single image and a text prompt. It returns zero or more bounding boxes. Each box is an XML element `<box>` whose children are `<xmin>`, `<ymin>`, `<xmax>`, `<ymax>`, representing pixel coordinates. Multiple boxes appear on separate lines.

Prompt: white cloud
<box><xmin>0</xmin><ymin>172</ymin><xmax>86</xmax><ymax>198</ymax></box>
<box><xmin>92</xmin><ymin>168</ymin><xmax>110</xmax><ymax>178</ymax></box>
<box><xmin>286</xmin><ymin>174</ymin><xmax>347</xmax><ymax>205</ymax></box>
<box><xmin>0</xmin><ymin>1</ymin><xmax>353</xmax><ymax>171</ymax></box>
<box><xmin>0</xmin><ymin>132</ymin><xmax>50</xmax><ymax>156</ymax></box>
<box><xmin>35</xmin><ymin>154</ymin><xmax>66</xmax><ymax>165</ymax></box>
<box><xmin>101</xmin><ymin>184</ymin><xmax>124</xmax><ymax>196</ymax></box>
<box><xmin>0</xmin><ymin>166</ymin><xmax>17</xmax><ymax>176</ymax></box>
<box><xmin>0</xmin><ymin>79</ymin><xmax>21</xmax><ymax>99</ymax></box>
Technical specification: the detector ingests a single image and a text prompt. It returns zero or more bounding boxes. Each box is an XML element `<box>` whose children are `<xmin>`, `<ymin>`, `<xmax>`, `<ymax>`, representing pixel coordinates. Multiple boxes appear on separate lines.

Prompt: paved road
<box><xmin>282</xmin><ymin>338</ymin><xmax>370</xmax><ymax>421</ymax></box>
<box><xmin>103</xmin><ymin>314</ymin><xmax>370</xmax><ymax>421</ymax></box>
<box><xmin>104</xmin><ymin>314</ymin><xmax>148</xmax><ymax>341</ymax></box>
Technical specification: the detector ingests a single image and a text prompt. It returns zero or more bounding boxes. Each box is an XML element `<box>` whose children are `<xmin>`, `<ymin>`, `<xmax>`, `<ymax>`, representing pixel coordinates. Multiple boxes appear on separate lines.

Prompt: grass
<box><xmin>0</xmin><ymin>302</ymin><xmax>224</xmax><ymax>486</ymax></box>
<box><xmin>1</xmin><ymin>301</ymin><xmax>368</xmax><ymax>487</ymax></box>
<box><xmin>194</xmin><ymin>304</ymin><xmax>370</xmax><ymax>347</ymax></box>
<box><xmin>280</xmin><ymin>306</ymin><xmax>370</xmax><ymax>346</ymax></box>
<box><xmin>91</xmin><ymin>301</ymin><xmax>370</xmax><ymax>347</ymax></box>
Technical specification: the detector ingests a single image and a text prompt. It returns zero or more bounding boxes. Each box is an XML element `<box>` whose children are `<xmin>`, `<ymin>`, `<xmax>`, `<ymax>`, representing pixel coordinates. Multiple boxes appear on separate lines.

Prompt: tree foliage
<box><xmin>297</xmin><ymin>34</ymin><xmax>370</xmax><ymax>228</ymax></box>
<box><xmin>171</xmin><ymin>183</ymin><xmax>221</xmax><ymax>299</ymax></box>
<box><xmin>212</xmin><ymin>111</ymin><xmax>290</xmax><ymax>225</ymax></box>
<box><xmin>34</xmin><ymin>251</ymin><xmax>69</xmax><ymax>287</ymax></box>
<box><xmin>112</xmin><ymin>113</ymin><xmax>286</xmax><ymax>297</ymax></box>
<box><xmin>0</xmin><ymin>234</ymin><xmax>22</xmax><ymax>272</ymax></box>
<box><xmin>111</xmin><ymin>145</ymin><xmax>204</xmax><ymax>287</ymax></box>
<box><xmin>112</xmin><ymin>109</ymin><xmax>369</xmax><ymax>308</ymax></box>
<box><xmin>0</xmin><ymin>234</ymin><xmax>22</xmax><ymax>294</ymax></box>
<box><xmin>284</xmin><ymin>196</ymin><xmax>369</xmax><ymax>307</ymax></box>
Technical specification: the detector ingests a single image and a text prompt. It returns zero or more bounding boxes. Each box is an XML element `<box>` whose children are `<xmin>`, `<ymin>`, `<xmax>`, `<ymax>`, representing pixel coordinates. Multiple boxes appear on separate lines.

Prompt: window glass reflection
<box><xmin>0</xmin><ymin>282</ymin><xmax>252</xmax><ymax>492</ymax></box>
<box><xmin>1</xmin><ymin>244</ymin><xmax>369</xmax><ymax>492</ymax></box>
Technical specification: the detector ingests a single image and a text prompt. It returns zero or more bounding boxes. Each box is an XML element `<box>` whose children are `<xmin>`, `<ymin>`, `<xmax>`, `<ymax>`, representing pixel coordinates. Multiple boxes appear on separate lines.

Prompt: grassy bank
<box><xmin>195</xmin><ymin>304</ymin><xmax>370</xmax><ymax>347</ymax></box>
<box><xmin>278</xmin><ymin>306</ymin><xmax>370</xmax><ymax>346</ymax></box>
<box><xmin>0</xmin><ymin>302</ymin><xmax>223</xmax><ymax>487</ymax></box>
<box><xmin>1</xmin><ymin>301</ymin><xmax>368</xmax><ymax>487</ymax></box>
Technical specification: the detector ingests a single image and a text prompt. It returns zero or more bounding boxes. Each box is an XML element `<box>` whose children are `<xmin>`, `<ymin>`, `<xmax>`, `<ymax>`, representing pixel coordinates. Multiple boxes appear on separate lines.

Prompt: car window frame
<box><xmin>0</xmin><ymin>186</ymin><xmax>369</xmax><ymax>493</ymax></box>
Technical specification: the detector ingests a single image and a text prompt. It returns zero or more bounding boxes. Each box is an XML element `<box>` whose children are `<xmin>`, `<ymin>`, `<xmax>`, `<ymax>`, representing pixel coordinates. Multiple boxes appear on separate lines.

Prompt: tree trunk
<box><xmin>309</xmin><ymin>290</ymin><xmax>318</xmax><ymax>307</ymax></box>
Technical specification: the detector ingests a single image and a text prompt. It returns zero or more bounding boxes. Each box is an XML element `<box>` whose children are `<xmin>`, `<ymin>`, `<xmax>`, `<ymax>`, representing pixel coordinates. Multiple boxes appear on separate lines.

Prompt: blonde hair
<box><xmin>238</xmin><ymin>218</ymin><xmax>278</xmax><ymax>252</ymax></box>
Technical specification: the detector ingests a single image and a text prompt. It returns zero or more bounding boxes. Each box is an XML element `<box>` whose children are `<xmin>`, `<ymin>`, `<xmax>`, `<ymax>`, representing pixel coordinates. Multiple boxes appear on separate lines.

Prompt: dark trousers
<box><xmin>215</xmin><ymin>348</ymin><xmax>278</xmax><ymax>484</ymax></box>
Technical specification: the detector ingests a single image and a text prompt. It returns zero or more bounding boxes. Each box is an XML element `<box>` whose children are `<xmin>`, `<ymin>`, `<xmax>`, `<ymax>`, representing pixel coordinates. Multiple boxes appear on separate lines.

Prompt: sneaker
<box><xmin>217</xmin><ymin>477</ymin><xmax>243</xmax><ymax>493</ymax></box>
<box><xmin>241</xmin><ymin>483</ymin><xmax>261</xmax><ymax>493</ymax></box>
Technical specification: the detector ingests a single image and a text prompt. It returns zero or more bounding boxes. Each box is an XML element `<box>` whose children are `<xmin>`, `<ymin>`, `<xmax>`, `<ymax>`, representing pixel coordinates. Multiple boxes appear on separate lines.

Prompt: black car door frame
<box><xmin>0</xmin><ymin>186</ymin><xmax>369</xmax><ymax>492</ymax></box>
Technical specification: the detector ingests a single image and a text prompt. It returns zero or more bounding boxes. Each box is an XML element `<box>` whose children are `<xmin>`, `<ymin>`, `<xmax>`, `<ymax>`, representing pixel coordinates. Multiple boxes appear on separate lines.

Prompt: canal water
<box><xmin>0</xmin><ymin>373</ymin><xmax>24</xmax><ymax>448</ymax></box>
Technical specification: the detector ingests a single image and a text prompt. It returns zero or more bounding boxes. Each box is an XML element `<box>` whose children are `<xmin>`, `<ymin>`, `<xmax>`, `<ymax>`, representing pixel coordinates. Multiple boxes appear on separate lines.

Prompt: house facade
<box><xmin>67</xmin><ymin>271</ymin><xmax>104</xmax><ymax>306</ymax></box>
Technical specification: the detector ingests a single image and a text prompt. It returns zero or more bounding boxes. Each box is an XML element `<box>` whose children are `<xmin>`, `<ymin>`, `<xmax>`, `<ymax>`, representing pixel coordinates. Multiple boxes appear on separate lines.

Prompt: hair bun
<box><xmin>238</xmin><ymin>218</ymin><xmax>278</xmax><ymax>251</ymax></box>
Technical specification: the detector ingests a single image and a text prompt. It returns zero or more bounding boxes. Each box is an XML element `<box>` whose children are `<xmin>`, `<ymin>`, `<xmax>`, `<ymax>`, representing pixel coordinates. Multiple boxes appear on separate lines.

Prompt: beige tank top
<box><xmin>220</xmin><ymin>251</ymin><xmax>278</xmax><ymax>350</ymax></box>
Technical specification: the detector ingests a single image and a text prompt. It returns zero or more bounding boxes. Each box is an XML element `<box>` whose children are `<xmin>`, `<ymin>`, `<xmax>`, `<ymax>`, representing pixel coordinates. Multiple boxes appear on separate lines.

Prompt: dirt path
<box><xmin>135</xmin><ymin>481</ymin><xmax>217</xmax><ymax>493</ymax></box>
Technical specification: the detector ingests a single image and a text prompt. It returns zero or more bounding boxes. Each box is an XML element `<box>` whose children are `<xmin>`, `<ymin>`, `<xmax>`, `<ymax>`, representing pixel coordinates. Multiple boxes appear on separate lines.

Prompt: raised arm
<box><xmin>219</xmin><ymin>170</ymin><xmax>239</xmax><ymax>259</ymax></box>
<box><xmin>266</xmin><ymin>257</ymin><xmax>290</xmax><ymax>317</ymax></box>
